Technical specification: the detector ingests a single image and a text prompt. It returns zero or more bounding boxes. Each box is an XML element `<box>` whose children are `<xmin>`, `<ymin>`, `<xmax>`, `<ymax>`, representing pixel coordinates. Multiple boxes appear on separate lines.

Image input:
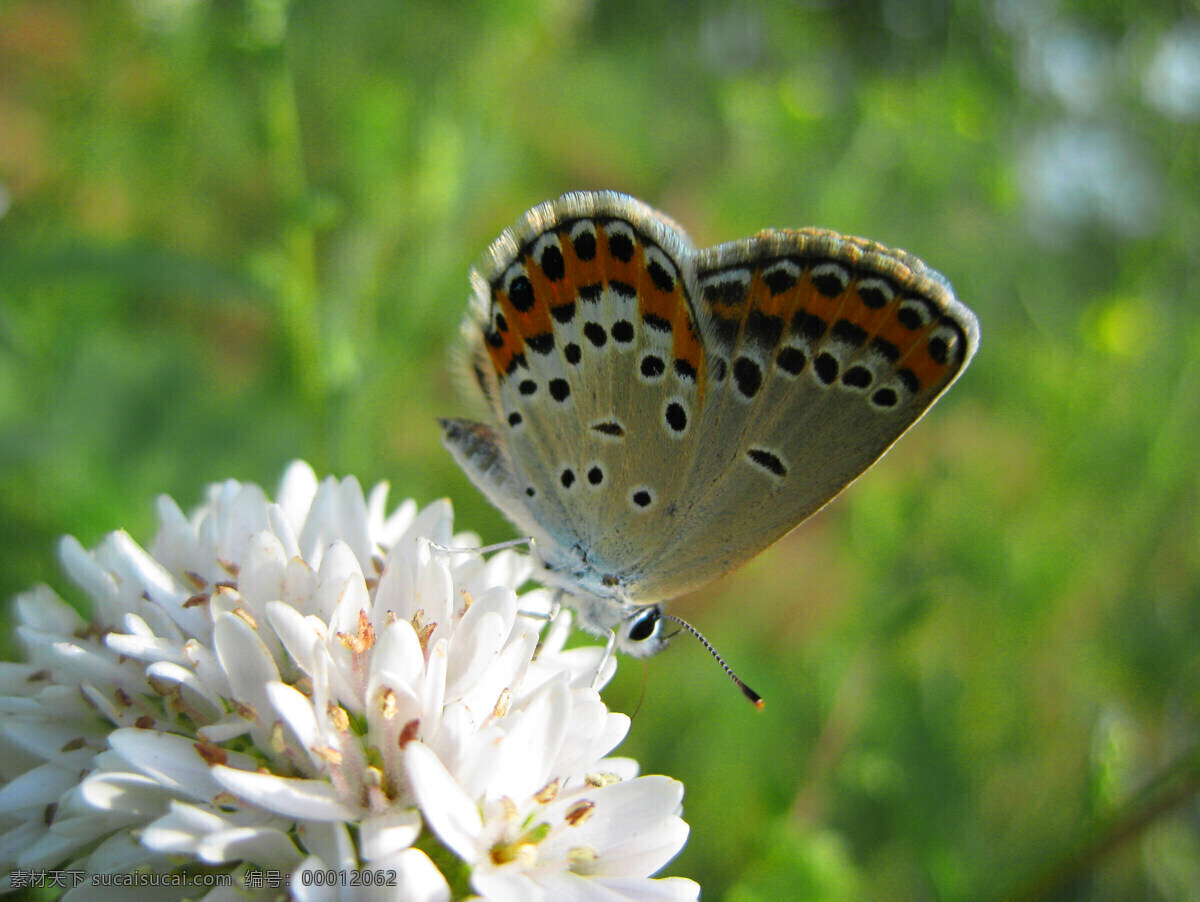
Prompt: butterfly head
<box><xmin>547</xmin><ymin>574</ymin><xmax>672</xmax><ymax>657</ymax></box>
<box><xmin>618</xmin><ymin>604</ymin><xmax>670</xmax><ymax>657</ymax></box>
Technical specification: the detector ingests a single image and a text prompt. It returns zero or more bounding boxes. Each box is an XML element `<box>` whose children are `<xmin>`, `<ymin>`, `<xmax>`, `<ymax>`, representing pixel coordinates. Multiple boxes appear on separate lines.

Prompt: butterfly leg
<box><xmin>426</xmin><ymin>536</ymin><xmax>535</xmax><ymax>556</ymax></box>
<box><xmin>518</xmin><ymin>588</ymin><xmax>562</xmax><ymax>622</ymax></box>
<box><xmin>592</xmin><ymin>629</ymin><xmax>618</xmax><ymax>692</ymax></box>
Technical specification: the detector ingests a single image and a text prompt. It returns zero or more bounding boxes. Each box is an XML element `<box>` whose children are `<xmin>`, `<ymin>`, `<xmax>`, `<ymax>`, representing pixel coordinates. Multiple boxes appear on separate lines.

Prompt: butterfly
<box><xmin>440</xmin><ymin>191</ymin><xmax>978</xmax><ymax>683</ymax></box>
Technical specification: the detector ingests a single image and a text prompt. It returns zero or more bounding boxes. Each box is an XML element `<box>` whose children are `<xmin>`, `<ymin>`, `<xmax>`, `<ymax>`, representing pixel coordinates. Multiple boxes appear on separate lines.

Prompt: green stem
<box><xmin>997</xmin><ymin>747</ymin><xmax>1200</xmax><ymax>902</ymax></box>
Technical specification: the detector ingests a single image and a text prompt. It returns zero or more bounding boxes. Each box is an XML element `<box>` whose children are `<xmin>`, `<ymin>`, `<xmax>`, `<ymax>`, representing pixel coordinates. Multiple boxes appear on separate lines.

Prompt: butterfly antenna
<box><xmin>661</xmin><ymin>613</ymin><xmax>764</xmax><ymax>709</ymax></box>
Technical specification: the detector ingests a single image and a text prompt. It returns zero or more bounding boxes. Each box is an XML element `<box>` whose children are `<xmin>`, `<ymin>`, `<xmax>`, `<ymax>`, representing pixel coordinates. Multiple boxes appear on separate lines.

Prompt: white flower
<box><xmin>0</xmin><ymin>462</ymin><xmax>698</xmax><ymax>900</ymax></box>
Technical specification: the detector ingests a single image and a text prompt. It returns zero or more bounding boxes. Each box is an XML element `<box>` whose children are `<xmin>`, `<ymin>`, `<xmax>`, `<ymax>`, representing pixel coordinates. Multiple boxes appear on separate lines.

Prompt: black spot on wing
<box><xmin>733</xmin><ymin>357</ymin><xmax>762</xmax><ymax>398</ymax></box>
<box><xmin>572</xmin><ymin>230</ymin><xmax>597</xmax><ymax>261</ymax></box>
<box><xmin>508</xmin><ymin>275</ymin><xmax>535</xmax><ymax>312</ymax></box>
<box><xmin>540</xmin><ymin>245</ymin><xmax>565</xmax><ymax>281</ymax></box>
<box><xmin>648</xmin><ymin>260</ymin><xmax>675</xmax><ymax>292</ymax></box>
<box><xmin>608</xmin><ymin>231</ymin><xmax>635</xmax><ymax>262</ymax></box>
<box><xmin>746</xmin><ymin>447</ymin><xmax>788</xmax><ymax>477</ymax></box>
<box><xmin>746</xmin><ymin>310</ymin><xmax>784</xmax><ymax>350</ymax></box>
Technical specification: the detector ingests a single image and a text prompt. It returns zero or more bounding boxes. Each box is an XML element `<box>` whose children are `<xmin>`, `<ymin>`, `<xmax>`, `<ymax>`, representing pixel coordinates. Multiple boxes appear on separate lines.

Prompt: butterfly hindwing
<box><xmin>626</xmin><ymin>228</ymin><xmax>979</xmax><ymax>599</ymax></box>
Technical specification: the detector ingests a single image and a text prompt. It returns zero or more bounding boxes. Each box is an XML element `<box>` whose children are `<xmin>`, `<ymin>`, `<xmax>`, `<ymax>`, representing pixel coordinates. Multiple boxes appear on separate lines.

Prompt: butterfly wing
<box><xmin>444</xmin><ymin>192</ymin><xmax>713</xmax><ymax>587</ymax></box>
<box><xmin>626</xmin><ymin>228</ymin><xmax>979</xmax><ymax>600</ymax></box>
<box><xmin>444</xmin><ymin>192</ymin><xmax>979</xmax><ymax>610</ymax></box>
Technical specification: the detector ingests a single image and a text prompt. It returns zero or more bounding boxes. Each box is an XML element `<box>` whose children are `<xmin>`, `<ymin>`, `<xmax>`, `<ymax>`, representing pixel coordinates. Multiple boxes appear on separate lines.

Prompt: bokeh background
<box><xmin>3</xmin><ymin>1</ymin><xmax>1200</xmax><ymax>899</ymax></box>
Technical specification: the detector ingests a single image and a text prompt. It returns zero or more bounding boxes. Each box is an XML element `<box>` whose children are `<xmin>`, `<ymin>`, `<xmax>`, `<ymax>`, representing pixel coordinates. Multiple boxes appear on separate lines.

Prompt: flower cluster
<box><xmin>0</xmin><ymin>462</ymin><xmax>698</xmax><ymax>901</ymax></box>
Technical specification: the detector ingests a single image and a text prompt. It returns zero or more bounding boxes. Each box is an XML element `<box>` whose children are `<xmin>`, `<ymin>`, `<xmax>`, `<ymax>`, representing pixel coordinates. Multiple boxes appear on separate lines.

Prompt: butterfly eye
<box><xmin>627</xmin><ymin>607</ymin><xmax>662</xmax><ymax>643</ymax></box>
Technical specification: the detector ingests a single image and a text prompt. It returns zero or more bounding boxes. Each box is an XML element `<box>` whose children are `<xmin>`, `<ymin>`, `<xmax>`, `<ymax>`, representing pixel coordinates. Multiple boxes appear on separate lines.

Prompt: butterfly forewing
<box><xmin>626</xmin><ymin>229</ymin><xmax>979</xmax><ymax>599</ymax></box>
<box><xmin>448</xmin><ymin>192</ymin><xmax>714</xmax><ymax>580</ymax></box>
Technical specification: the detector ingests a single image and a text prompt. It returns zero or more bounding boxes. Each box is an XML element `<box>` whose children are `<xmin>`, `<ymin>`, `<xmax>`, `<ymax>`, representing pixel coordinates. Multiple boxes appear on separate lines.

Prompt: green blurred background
<box><xmin>3</xmin><ymin>0</ymin><xmax>1199</xmax><ymax>899</ymax></box>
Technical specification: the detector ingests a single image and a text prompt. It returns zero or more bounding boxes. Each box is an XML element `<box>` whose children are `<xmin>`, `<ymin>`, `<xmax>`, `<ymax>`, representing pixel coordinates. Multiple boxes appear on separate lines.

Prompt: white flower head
<box><xmin>0</xmin><ymin>462</ymin><xmax>698</xmax><ymax>900</ymax></box>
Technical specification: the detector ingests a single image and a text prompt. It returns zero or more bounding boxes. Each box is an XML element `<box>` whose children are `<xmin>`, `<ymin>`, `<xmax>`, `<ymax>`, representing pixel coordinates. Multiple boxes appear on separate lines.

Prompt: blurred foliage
<box><xmin>2</xmin><ymin>0</ymin><xmax>1200</xmax><ymax>899</ymax></box>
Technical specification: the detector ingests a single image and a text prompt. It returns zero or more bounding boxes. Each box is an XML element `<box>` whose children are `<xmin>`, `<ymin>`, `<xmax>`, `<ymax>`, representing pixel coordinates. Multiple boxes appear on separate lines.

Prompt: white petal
<box><xmin>458</xmin><ymin>628</ymin><xmax>537</xmax><ymax>725</ymax></box>
<box><xmin>387</xmin><ymin>847</ymin><xmax>451</xmax><ymax>902</ymax></box>
<box><xmin>421</xmin><ymin>639</ymin><xmax>448</xmax><ymax>727</ymax></box>
<box><xmin>139</xmin><ymin>801</ymin><xmax>228</xmax><ymax>852</ymax></box>
<box><xmin>197</xmin><ymin>713</ymin><xmax>253</xmax><ymax>743</ymax></box>
<box><xmin>78</xmin><ymin>772</ymin><xmax>178</xmax><ymax>830</ymax></box>
<box><xmin>197</xmin><ymin>825</ymin><xmax>302</xmax><ymax>868</ymax></box>
<box><xmin>585</xmin><ymin>817</ymin><xmax>691</xmax><ymax>879</ymax></box>
<box><xmin>542</xmin><ymin>777</ymin><xmax>687</xmax><ymax>870</ymax></box>
<box><xmin>104</xmin><ymin>630</ymin><xmax>188</xmax><ymax>666</ymax></box>
<box><xmin>0</xmin><ymin>762</ymin><xmax>77</xmax><ymax>813</ymax></box>
<box><xmin>295</xmin><ymin>820</ymin><xmax>355</xmax><ymax>871</ymax></box>
<box><xmin>226</xmin><ymin>482</ymin><xmax>272</xmax><ymax>559</ymax></box>
<box><xmin>413</xmin><ymin>548</ymin><xmax>455</xmax><ymax>647</ymax></box>
<box><xmin>144</xmin><ymin>660</ymin><xmax>227</xmax><ymax>721</ymax></box>
<box><xmin>183</xmin><ymin>639</ymin><xmax>232</xmax><ymax>699</ymax></box>
<box><xmin>371</xmin><ymin>544</ymin><xmax>417</xmax><ymax>625</ymax></box>
<box><xmin>264</xmin><ymin>680</ymin><xmax>323</xmax><ymax>773</ymax></box>
<box><xmin>15</xmin><ymin>825</ymin><xmax>96</xmax><ymax>870</ymax></box>
<box><xmin>369</xmin><ymin>619</ymin><xmax>425</xmax><ymax>691</ymax></box>
<box><xmin>265</xmin><ymin>600</ymin><xmax>325</xmax><ymax>676</ymax></box>
<box><xmin>315</xmin><ymin>541</ymin><xmax>370</xmax><ymax>635</ymax></box>
<box><xmin>212</xmin><ymin>610</ymin><xmax>281</xmax><ymax>731</ymax></box>
<box><xmin>289</xmin><ymin>854</ymin><xmax>341</xmax><ymax>902</ymax></box>
<box><xmin>296</xmin><ymin>477</ymin><xmax>340</xmax><ymax>568</ymax></box>
<box><xmin>332</xmin><ymin>474</ymin><xmax>375</xmax><ymax>572</ymax></box>
<box><xmin>404</xmin><ymin>741</ymin><xmax>482</xmax><ymax>860</ymax></box>
<box><xmin>465</xmin><ymin>584</ymin><xmax>518</xmax><ymax>638</ymax></box>
<box><xmin>358</xmin><ymin>808</ymin><xmax>421</xmax><ymax>860</ymax></box>
<box><xmin>14</xmin><ymin>584</ymin><xmax>86</xmax><ymax>635</ymax></box>
<box><xmin>268</xmin><ymin>501</ymin><xmax>302</xmax><ymax>560</ymax></box>
<box><xmin>400</xmin><ymin>500</ymin><xmax>454</xmax><ymax>549</ymax></box>
<box><xmin>278</xmin><ymin>460</ymin><xmax>320</xmax><ymax>535</ymax></box>
<box><xmin>376</xmin><ymin>493</ymin><xmax>419</xmax><ymax>547</ymax></box>
<box><xmin>0</xmin><ymin>715</ymin><xmax>100</xmax><ymax>768</ymax></box>
<box><xmin>471</xmin><ymin>872</ymin><xmax>545</xmax><ymax>902</ymax></box>
<box><xmin>289</xmin><ymin>855</ymin><xmax>341</xmax><ymax>902</ymax></box>
<box><xmin>58</xmin><ymin>534</ymin><xmax>120</xmax><ymax>621</ymax></box>
<box><xmin>22</xmin><ymin>635</ymin><xmax>134</xmax><ymax>691</ymax></box>
<box><xmin>211</xmin><ymin>766</ymin><xmax>357</xmax><ymax>821</ymax></box>
<box><xmin>444</xmin><ymin>610</ymin><xmax>506</xmax><ymax>703</ymax></box>
<box><xmin>107</xmin><ymin>728</ymin><xmax>235</xmax><ymax>801</ymax></box>
<box><xmin>238</xmin><ymin>530</ymin><xmax>288</xmax><ymax>615</ymax></box>
<box><xmin>108</xmin><ymin>530</ymin><xmax>205</xmax><ymax>636</ymax></box>
<box><xmin>594</xmin><ymin>877</ymin><xmax>700</xmax><ymax>901</ymax></box>
<box><xmin>150</xmin><ymin>492</ymin><xmax>201</xmax><ymax>580</ymax></box>
<box><xmin>489</xmin><ymin>678</ymin><xmax>570</xmax><ymax>800</ymax></box>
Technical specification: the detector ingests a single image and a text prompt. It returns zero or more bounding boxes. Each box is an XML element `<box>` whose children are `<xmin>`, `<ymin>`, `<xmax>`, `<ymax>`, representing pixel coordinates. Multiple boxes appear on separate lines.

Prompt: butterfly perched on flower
<box><xmin>441</xmin><ymin>191</ymin><xmax>978</xmax><ymax>674</ymax></box>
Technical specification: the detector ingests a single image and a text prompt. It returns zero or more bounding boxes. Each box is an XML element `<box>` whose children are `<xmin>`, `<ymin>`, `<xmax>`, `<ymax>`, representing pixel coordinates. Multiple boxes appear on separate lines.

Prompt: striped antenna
<box><xmin>661</xmin><ymin>612</ymin><xmax>764</xmax><ymax>709</ymax></box>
